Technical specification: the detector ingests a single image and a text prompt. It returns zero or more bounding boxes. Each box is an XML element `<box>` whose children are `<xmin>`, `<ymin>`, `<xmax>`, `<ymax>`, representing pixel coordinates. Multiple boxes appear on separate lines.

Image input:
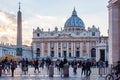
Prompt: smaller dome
<box><xmin>64</xmin><ymin>8</ymin><xmax>85</xmax><ymax>28</ymax></box>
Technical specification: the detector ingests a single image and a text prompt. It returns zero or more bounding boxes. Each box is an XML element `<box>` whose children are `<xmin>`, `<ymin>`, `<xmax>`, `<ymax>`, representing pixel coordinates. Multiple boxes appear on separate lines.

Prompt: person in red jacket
<box><xmin>34</xmin><ymin>59</ymin><xmax>40</xmax><ymax>73</ymax></box>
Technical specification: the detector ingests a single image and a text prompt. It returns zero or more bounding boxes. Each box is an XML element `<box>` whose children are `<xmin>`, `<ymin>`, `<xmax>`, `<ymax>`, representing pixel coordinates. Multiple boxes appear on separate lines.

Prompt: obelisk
<box><xmin>16</xmin><ymin>2</ymin><xmax>22</xmax><ymax>57</ymax></box>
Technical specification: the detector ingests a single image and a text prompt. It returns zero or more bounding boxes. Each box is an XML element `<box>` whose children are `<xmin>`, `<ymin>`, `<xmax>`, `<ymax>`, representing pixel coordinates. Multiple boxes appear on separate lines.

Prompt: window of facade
<box><xmin>69</xmin><ymin>48</ymin><xmax>71</xmax><ymax>50</ymax></box>
<box><xmin>63</xmin><ymin>51</ymin><xmax>67</xmax><ymax>57</ymax></box>
<box><xmin>91</xmin><ymin>48</ymin><xmax>96</xmax><ymax>58</ymax></box>
<box><xmin>50</xmin><ymin>42</ymin><xmax>54</xmax><ymax>48</ymax></box>
<box><xmin>69</xmin><ymin>29</ymin><xmax>71</xmax><ymax>31</ymax></box>
<box><xmin>51</xmin><ymin>33</ymin><xmax>54</xmax><ymax>36</ymax></box>
<box><xmin>63</xmin><ymin>42</ymin><xmax>67</xmax><ymax>47</ymax></box>
<box><xmin>58</xmin><ymin>42</ymin><xmax>61</xmax><ymax>47</ymax></box>
<box><xmin>45</xmin><ymin>34</ymin><xmax>47</xmax><ymax>36</ymax></box>
<box><xmin>69</xmin><ymin>53</ymin><xmax>71</xmax><ymax>57</ymax></box>
<box><xmin>91</xmin><ymin>41</ymin><xmax>95</xmax><ymax>46</ymax></box>
<box><xmin>58</xmin><ymin>53</ymin><xmax>61</xmax><ymax>57</ymax></box>
<box><xmin>92</xmin><ymin>32</ymin><xmax>95</xmax><ymax>36</ymax></box>
<box><xmin>76</xmin><ymin>42</ymin><xmax>80</xmax><ymax>47</ymax></box>
<box><xmin>36</xmin><ymin>48</ymin><xmax>40</xmax><ymax>57</ymax></box>
<box><xmin>76</xmin><ymin>51</ymin><xmax>80</xmax><ymax>57</ymax></box>
<box><xmin>50</xmin><ymin>51</ymin><xmax>54</xmax><ymax>57</ymax></box>
<box><xmin>76</xmin><ymin>32</ymin><xmax>79</xmax><ymax>35</ymax></box>
<box><xmin>36</xmin><ymin>43</ymin><xmax>41</xmax><ymax>47</ymax></box>
<box><xmin>37</xmin><ymin>33</ymin><xmax>40</xmax><ymax>37</ymax></box>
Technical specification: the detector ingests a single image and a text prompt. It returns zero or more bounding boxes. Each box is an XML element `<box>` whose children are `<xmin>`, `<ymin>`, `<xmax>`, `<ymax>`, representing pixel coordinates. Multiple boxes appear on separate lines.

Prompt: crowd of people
<box><xmin>0</xmin><ymin>57</ymin><xmax>17</xmax><ymax>77</ymax></box>
<box><xmin>0</xmin><ymin>57</ymin><xmax>119</xmax><ymax>78</ymax></box>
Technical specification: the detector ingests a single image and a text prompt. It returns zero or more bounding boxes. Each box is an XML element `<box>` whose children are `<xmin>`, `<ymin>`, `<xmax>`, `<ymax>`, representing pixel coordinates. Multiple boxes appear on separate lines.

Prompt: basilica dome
<box><xmin>64</xmin><ymin>9</ymin><xmax>85</xmax><ymax>28</ymax></box>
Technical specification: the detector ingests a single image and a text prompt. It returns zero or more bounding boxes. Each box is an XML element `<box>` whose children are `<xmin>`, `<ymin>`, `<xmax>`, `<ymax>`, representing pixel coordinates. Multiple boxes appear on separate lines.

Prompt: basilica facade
<box><xmin>32</xmin><ymin>9</ymin><xmax>108</xmax><ymax>61</ymax></box>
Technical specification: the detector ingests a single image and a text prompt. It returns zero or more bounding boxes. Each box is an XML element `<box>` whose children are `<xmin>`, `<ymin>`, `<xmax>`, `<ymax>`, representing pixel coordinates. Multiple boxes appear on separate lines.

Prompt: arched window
<box><xmin>91</xmin><ymin>48</ymin><xmax>96</xmax><ymax>58</ymax></box>
<box><xmin>37</xmin><ymin>33</ymin><xmax>40</xmax><ymax>37</ymax></box>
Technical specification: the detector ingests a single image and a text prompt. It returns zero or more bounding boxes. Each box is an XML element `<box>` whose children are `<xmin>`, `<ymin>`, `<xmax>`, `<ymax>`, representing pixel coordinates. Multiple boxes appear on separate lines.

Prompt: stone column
<box><xmin>54</xmin><ymin>42</ymin><xmax>56</xmax><ymax>57</ymax></box>
<box><xmin>96</xmin><ymin>48</ymin><xmax>99</xmax><ymax>62</ymax></box>
<box><xmin>86</xmin><ymin>42</ymin><xmax>90</xmax><ymax>58</ymax></box>
<box><xmin>61</xmin><ymin>42</ymin><xmax>62</xmax><ymax>57</ymax></box>
<box><xmin>80</xmin><ymin>42</ymin><xmax>83</xmax><ymax>57</ymax></box>
<box><xmin>71</xmin><ymin>42</ymin><xmax>73</xmax><ymax>57</ymax></box>
<box><xmin>67</xmin><ymin>42</ymin><xmax>69</xmax><ymax>57</ymax></box>
<box><xmin>79</xmin><ymin>42</ymin><xmax>81</xmax><ymax>57</ymax></box>
<box><xmin>104</xmin><ymin>47</ymin><xmax>108</xmax><ymax>61</ymax></box>
<box><xmin>48</xmin><ymin>42</ymin><xmax>50</xmax><ymax>57</ymax></box>
<box><xmin>108</xmin><ymin>0</ymin><xmax>120</xmax><ymax>64</ymax></box>
<box><xmin>56</xmin><ymin>42</ymin><xmax>58</xmax><ymax>57</ymax></box>
<box><xmin>118</xmin><ymin>4</ymin><xmax>120</xmax><ymax>61</ymax></box>
<box><xmin>73</xmin><ymin>42</ymin><xmax>75</xmax><ymax>57</ymax></box>
<box><xmin>41</xmin><ymin>42</ymin><xmax>44</xmax><ymax>57</ymax></box>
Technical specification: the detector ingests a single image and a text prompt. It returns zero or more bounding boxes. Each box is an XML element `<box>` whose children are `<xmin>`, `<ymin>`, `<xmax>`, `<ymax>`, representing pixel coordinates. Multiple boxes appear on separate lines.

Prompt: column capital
<box><xmin>108</xmin><ymin>0</ymin><xmax>120</xmax><ymax>8</ymax></box>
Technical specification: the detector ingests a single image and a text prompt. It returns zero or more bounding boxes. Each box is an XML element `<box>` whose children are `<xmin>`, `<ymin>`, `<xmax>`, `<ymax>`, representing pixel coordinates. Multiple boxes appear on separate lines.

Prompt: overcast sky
<box><xmin>0</xmin><ymin>0</ymin><xmax>109</xmax><ymax>46</ymax></box>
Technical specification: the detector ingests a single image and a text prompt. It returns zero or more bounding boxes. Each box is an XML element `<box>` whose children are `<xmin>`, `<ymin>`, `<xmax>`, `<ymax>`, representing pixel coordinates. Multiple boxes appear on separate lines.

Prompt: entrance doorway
<box><xmin>100</xmin><ymin>49</ymin><xmax>105</xmax><ymax>61</ymax></box>
<box><xmin>50</xmin><ymin>51</ymin><xmax>54</xmax><ymax>57</ymax></box>
<box><xmin>76</xmin><ymin>51</ymin><xmax>80</xmax><ymax>57</ymax></box>
<box><xmin>91</xmin><ymin>48</ymin><xmax>96</xmax><ymax>60</ymax></box>
<box><xmin>36</xmin><ymin>48</ymin><xmax>40</xmax><ymax>58</ymax></box>
<box><xmin>63</xmin><ymin>51</ymin><xmax>67</xmax><ymax>57</ymax></box>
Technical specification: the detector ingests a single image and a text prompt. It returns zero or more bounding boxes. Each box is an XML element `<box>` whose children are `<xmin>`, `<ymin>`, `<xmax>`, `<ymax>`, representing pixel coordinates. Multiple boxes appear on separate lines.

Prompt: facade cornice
<box><xmin>32</xmin><ymin>37</ymin><xmax>99</xmax><ymax>43</ymax></box>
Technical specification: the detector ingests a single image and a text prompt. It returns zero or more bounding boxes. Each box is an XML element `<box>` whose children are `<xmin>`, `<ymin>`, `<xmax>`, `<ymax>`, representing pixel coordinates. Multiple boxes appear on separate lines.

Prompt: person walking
<box><xmin>10</xmin><ymin>60</ymin><xmax>16</xmax><ymax>77</ymax></box>
<box><xmin>40</xmin><ymin>58</ymin><xmax>45</xmax><ymax>69</ymax></box>
<box><xmin>63</xmin><ymin>57</ymin><xmax>68</xmax><ymax>65</ymax></box>
<box><xmin>85</xmin><ymin>59</ymin><xmax>91</xmax><ymax>77</ymax></box>
<box><xmin>34</xmin><ymin>59</ymin><xmax>40</xmax><ymax>73</ymax></box>
<box><xmin>114</xmin><ymin>61</ymin><xmax>120</xmax><ymax>79</ymax></box>
<box><xmin>59</xmin><ymin>60</ymin><xmax>64</xmax><ymax>77</ymax></box>
<box><xmin>3</xmin><ymin>57</ymin><xmax>8</xmax><ymax>73</ymax></box>
<box><xmin>45</xmin><ymin>57</ymin><xmax>51</xmax><ymax>74</ymax></box>
<box><xmin>98</xmin><ymin>59</ymin><xmax>104</xmax><ymax>77</ymax></box>
<box><xmin>72</xmin><ymin>57</ymin><xmax>77</xmax><ymax>74</ymax></box>
<box><xmin>81</xmin><ymin>61</ymin><xmax>86</xmax><ymax>76</ymax></box>
<box><xmin>25</xmin><ymin>58</ymin><xmax>29</xmax><ymax>74</ymax></box>
<box><xmin>21</xmin><ymin>58</ymin><xmax>25</xmax><ymax>73</ymax></box>
<box><xmin>56</xmin><ymin>59</ymin><xmax>61</xmax><ymax>72</ymax></box>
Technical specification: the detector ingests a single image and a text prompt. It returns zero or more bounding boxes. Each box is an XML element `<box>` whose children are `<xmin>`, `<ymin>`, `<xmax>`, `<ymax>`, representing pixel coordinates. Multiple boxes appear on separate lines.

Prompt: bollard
<box><xmin>63</xmin><ymin>64</ymin><xmax>69</xmax><ymax>77</ymax></box>
<box><xmin>49</xmin><ymin>65</ymin><xmax>54</xmax><ymax>77</ymax></box>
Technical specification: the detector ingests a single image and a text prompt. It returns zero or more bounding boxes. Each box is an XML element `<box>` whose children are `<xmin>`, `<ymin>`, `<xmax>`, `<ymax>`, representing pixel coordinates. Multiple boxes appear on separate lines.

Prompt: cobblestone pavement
<box><xmin>0</xmin><ymin>67</ymin><xmax>107</xmax><ymax>80</ymax></box>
